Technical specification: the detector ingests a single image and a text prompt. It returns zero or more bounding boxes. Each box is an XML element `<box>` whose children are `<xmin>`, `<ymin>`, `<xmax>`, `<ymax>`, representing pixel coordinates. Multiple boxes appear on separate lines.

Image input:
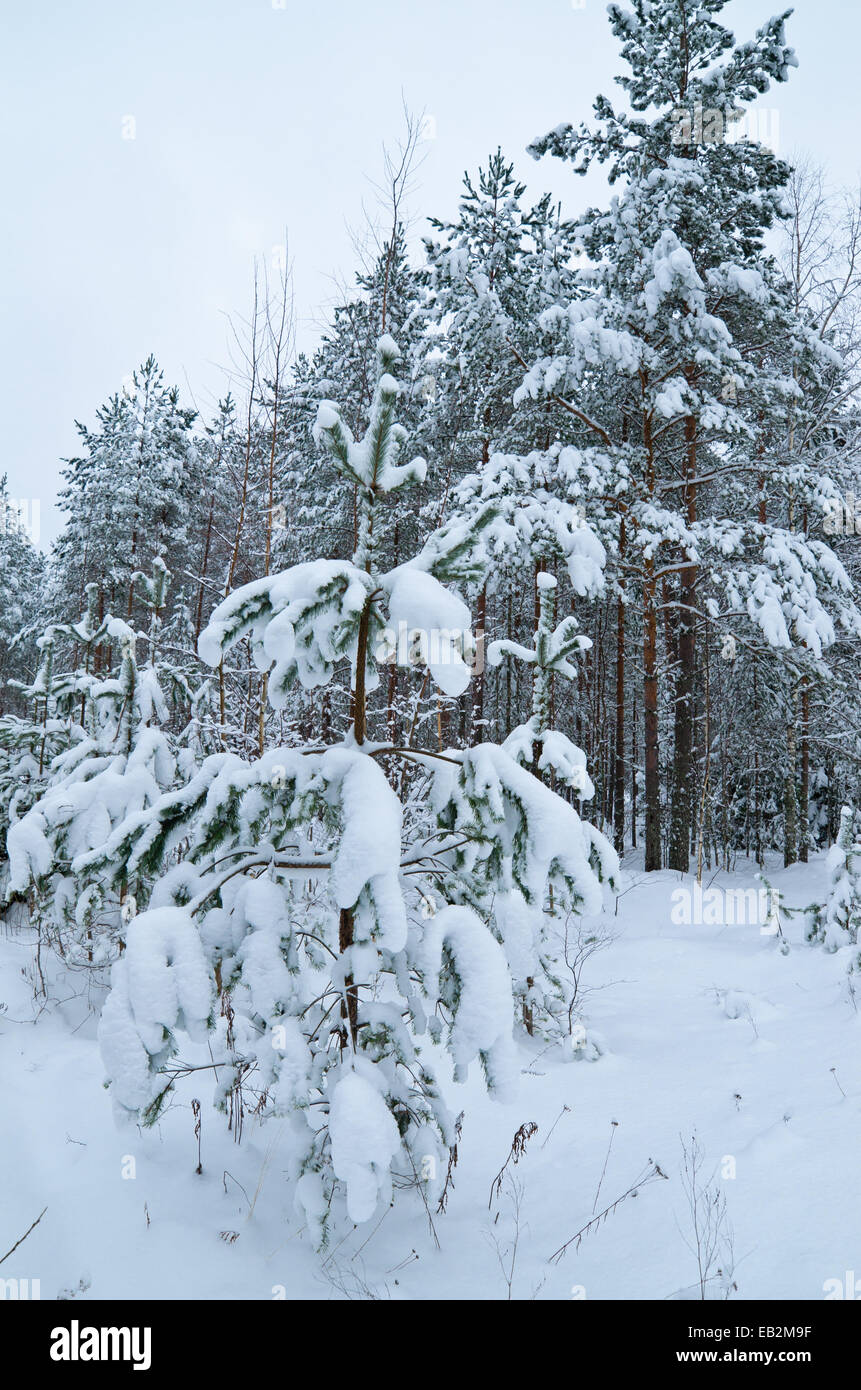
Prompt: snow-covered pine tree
<box><xmin>6</xmin><ymin>561</ymin><xmax>186</xmax><ymax>966</ymax></box>
<box><xmin>422</xmin><ymin>152</ymin><xmax>557</xmax><ymax>466</ymax></box>
<box><xmin>420</xmin><ymin>152</ymin><xmax>583</xmax><ymax>746</ymax></box>
<box><xmin>521</xmin><ymin>0</ymin><xmax>861</xmax><ymax>870</ymax></box>
<box><xmin>51</xmin><ymin>359</ymin><xmax>200</xmax><ymax>634</ymax></box>
<box><xmin>93</xmin><ymin>337</ymin><xmax>617</xmax><ymax>1245</ymax></box>
<box><xmin>0</xmin><ymin>478</ymin><xmax>47</xmax><ymax>885</ymax></box>
<box><xmin>0</xmin><ymin>599</ymin><xmax>101</xmax><ymax>883</ymax></box>
<box><xmin>272</xmin><ymin>220</ymin><xmax>444</xmax><ymax>754</ymax></box>
<box><xmin>488</xmin><ymin>571</ymin><xmax>593</xmax><ymax>791</ymax></box>
<box><xmin>0</xmin><ymin>474</ymin><xmax>44</xmax><ymax>716</ymax></box>
<box><xmin>770</xmin><ymin>164</ymin><xmax>861</xmax><ymax>859</ymax></box>
<box><xmin>807</xmin><ymin>805</ymin><xmax>861</xmax><ymax>952</ymax></box>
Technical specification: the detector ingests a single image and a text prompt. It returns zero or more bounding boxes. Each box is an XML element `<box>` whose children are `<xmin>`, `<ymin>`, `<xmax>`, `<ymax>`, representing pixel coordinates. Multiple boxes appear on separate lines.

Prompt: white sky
<box><xmin>2</xmin><ymin>0</ymin><xmax>858</xmax><ymax>548</ymax></box>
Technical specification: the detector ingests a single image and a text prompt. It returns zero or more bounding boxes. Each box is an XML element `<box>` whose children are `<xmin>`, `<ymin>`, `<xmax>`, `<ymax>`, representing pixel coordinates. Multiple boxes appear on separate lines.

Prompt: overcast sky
<box><xmin>3</xmin><ymin>0</ymin><xmax>858</xmax><ymax>549</ymax></box>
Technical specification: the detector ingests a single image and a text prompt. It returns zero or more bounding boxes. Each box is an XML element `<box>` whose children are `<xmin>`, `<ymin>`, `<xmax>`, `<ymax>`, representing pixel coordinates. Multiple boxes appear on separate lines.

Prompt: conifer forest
<box><xmin>3</xmin><ymin>0</ymin><xmax>861</xmax><ymax>1331</ymax></box>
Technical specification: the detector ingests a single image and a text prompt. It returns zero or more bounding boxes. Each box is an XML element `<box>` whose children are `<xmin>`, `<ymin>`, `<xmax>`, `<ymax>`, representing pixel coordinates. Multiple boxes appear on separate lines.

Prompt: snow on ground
<box><xmin>2</xmin><ymin>851</ymin><xmax>859</xmax><ymax>1301</ymax></box>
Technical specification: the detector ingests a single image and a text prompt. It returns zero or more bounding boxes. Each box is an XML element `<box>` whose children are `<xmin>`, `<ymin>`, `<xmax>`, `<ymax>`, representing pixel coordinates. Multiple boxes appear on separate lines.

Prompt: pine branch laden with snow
<box><xmin>488</xmin><ymin>571</ymin><xmax>596</xmax><ymax>792</ymax></box>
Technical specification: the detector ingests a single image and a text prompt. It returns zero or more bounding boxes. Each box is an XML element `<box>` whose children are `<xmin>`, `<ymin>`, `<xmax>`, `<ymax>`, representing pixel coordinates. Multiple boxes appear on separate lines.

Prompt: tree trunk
<box><xmin>338</xmin><ymin>906</ymin><xmax>358</xmax><ymax>1048</ymax></box>
<box><xmin>613</xmin><ymin>521</ymin><xmax>626</xmax><ymax>855</ymax></box>
<box><xmin>472</xmin><ymin>584</ymin><xmax>487</xmax><ymax>745</ymax></box>
<box><xmin>643</xmin><ymin>557</ymin><xmax>661</xmax><ymax>871</ymax></box>
<box><xmin>669</xmin><ymin>413</ymin><xmax>698</xmax><ymax>871</ymax></box>
<box><xmin>353</xmin><ymin>599</ymin><xmax>372</xmax><ymax>745</ymax></box>
<box><xmin>799</xmin><ymin>677</ymin><xmax>810</xmax><ymax>863</ymax></box>
<box><xmin>783</xmin><ymin>690</ymin><xmax>799</xmax><ymax>867</ymax></box>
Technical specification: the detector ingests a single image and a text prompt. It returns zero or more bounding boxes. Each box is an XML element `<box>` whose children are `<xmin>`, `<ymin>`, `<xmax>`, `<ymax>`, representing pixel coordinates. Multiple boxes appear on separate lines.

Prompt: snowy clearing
<box><xmin>2</xmin><ymin>852</ymin><xmax>857</xmax><ymax>1302</ymax></box>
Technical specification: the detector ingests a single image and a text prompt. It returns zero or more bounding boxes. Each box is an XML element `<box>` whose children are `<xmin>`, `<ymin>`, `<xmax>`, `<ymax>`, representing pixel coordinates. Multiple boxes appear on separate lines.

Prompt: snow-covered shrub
<box><xmin>805</xmin><ymin>806</ymin><xmax>861</xmax><ymax>956</ymax></box>
<box><xmin>4</xmin><ymin>567</ymin><xmax>188</xmax><ymax>967</ymax></box>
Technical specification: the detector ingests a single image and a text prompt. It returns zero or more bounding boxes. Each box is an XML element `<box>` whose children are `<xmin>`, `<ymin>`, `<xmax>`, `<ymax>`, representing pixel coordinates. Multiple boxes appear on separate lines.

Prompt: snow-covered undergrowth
<box><xmin>3</xmin><ymin>852</ymin><xmax>859</xmax><ymax>1301</ymax></box>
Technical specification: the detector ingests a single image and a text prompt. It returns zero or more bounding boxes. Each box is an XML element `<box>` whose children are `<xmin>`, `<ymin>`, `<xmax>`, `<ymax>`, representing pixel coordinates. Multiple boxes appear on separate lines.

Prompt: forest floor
<box><xmin>2</xmin><ymin>850</ymin><xmax>859</xmax><ymax>1301</ymax></box>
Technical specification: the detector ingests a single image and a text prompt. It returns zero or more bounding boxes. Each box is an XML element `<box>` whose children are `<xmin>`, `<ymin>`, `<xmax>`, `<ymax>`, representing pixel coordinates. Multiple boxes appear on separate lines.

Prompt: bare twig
<box><xmin>540</xmin><ymin>1104</ymin><xmax>571</xmax><ymax>1150</ymax></box>
<box><xmin>549</xmin><ymin>1163</ymin><xmax>668</xmax><ymax>1264</ymax></box>
<box><xmin>0</xmin><ymin>1207</ymin><xmax>47</xmax><ymax>1266</ymax></box>
<box><xmin>488</xmin><ymin>1122</ymin><xmax>538</xmax><ymax>1210</ymax></box>
<box><xmin>592</xmin><ymin>1120</ymin><xmax>619</xmax><ymax>1215</ymax></box>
